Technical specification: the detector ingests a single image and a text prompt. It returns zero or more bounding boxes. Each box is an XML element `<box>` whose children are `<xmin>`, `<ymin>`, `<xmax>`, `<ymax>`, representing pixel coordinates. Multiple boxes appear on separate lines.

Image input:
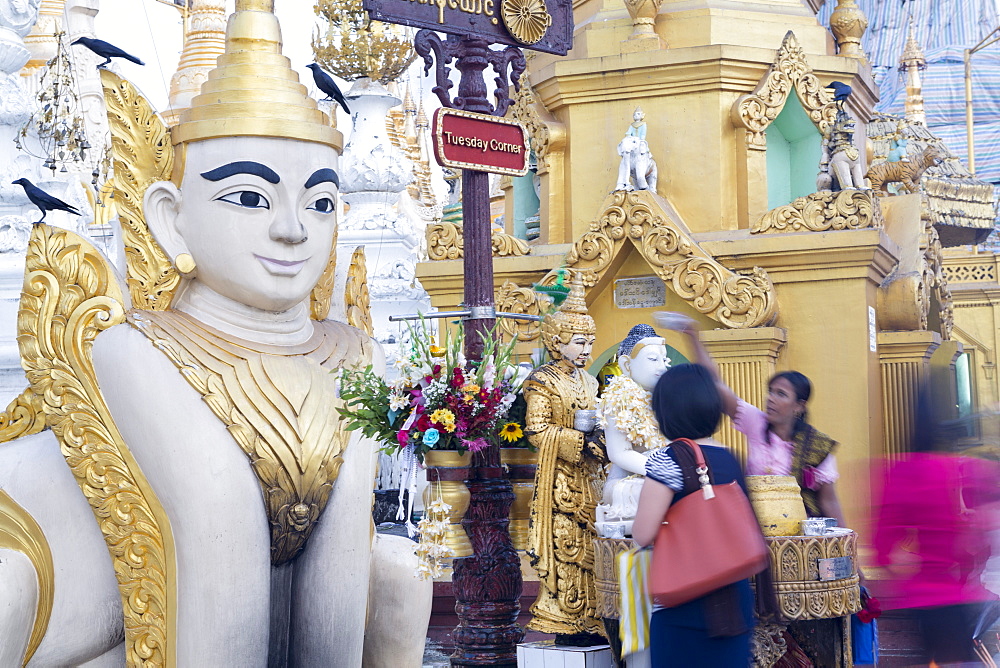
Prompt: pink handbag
<box><xmin>648</xmin><ymin>438</ymin><xmax>769</xmax><ymax>607</ymax></box>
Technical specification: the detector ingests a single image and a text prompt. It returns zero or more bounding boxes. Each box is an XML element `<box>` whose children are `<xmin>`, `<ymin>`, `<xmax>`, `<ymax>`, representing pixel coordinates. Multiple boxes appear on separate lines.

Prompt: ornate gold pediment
<box><xmin>732</xmin><ymin>31</ymin><xmax>839</xmax><ymax>150</ymax></box>
<box><xmin>426</xmin><ymin>221</ymin><xmax>531</xmax><ymax>260</ymax></box>
<box><xmin>751</xmin><ymin>190</ymin><xmax>884</xmax><ymax>234</ymax></box>
<box><xmin>496</xmin><ymin>190</ymin><xmax>779</xmax><ymax>339</ymax></box>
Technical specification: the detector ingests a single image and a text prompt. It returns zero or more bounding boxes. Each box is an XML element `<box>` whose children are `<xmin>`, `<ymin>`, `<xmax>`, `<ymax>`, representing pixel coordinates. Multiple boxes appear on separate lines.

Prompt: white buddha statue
<box><xmin>595</xmin><ymin>324</ymin><xmax>671</xmax><ymax>538</ymax></box>
<box><xmin>0</xmin><ymin>2</ymin><xmax>431</xmax><ymax>666</ymax></box>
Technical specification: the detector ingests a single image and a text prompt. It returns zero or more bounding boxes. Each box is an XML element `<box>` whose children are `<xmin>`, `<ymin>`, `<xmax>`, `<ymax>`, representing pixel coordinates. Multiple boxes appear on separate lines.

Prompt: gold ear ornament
<box><xmin>174</xmin><ymin>253</ymin><xmax>197</xmax><ymax>276</ymax></box>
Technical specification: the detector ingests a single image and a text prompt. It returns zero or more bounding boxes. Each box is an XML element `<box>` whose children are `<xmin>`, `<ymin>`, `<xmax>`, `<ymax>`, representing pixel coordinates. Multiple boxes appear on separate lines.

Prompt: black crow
<box><xmin>826</xmin><ymin>81</ymin><xmax>853</xmax><ymax>103</ymax></box>
<box><xmin>71</xmin><ymin>37</ymin><xmax>144</xmax><ymax>69</ymax></box>
<box><xmin>12</xmin><ymin>178</ymin><xmax>82</xmax><ymax>223</ymax></box>
<box><xmin>306</xmin><ymin>63</ymin><xmax>351</xmax><ymax>115</ymax></box>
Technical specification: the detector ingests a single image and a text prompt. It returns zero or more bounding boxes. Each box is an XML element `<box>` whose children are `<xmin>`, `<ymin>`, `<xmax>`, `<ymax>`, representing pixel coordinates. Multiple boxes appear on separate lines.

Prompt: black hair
<box><xmin>651</xmin><ymin>363</ymin><xmax>722</xmax><ymax>440</ymax></box>
<box><xmin>768</xmin><ymin>371</ymin><xmax>812</xmax><ymax>432</ymax></box>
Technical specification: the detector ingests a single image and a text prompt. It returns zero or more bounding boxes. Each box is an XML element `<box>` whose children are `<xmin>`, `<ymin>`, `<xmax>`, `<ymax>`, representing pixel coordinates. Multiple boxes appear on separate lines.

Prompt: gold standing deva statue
<box><xmin>523</xmin><ymin>272</ymin><xmax>608</xmax><ymax>645</ymax></box>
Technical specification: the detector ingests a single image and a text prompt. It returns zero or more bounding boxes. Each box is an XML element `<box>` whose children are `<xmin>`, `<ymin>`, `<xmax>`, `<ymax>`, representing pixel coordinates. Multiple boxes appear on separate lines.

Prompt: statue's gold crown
<box><xmin>172</xmin><ymin>0</ymin><xmax>341</xmax><ymax>149</ymax></box>
<box><xmin>541</xmin><ymin>272</ymin><xmax>595</xmax><ymax>356</ymax></box>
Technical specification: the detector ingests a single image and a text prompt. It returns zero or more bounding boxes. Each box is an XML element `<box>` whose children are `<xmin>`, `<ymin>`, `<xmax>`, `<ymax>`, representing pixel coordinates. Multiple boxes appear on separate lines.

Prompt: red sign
<box><xmin>432</xmin><ymin>108</ymin><xmax>529</xmax><ymax>176</ymax></box>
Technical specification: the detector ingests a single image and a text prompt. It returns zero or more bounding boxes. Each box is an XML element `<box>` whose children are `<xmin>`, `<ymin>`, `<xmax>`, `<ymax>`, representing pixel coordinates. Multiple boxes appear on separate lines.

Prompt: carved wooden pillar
<box><xmin>700</xmin><ymin>327</ymin><xmax>786</xmax><ymax>462</ymax></box>
<box><xmin>877</xmin><ymin>330</ymin><xmax>940</xmax><ymax>458</ymax></box>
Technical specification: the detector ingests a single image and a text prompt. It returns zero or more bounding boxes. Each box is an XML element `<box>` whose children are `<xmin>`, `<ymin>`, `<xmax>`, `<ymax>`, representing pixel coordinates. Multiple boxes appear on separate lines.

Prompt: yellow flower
<box><xmin>462</xmin><ymin>383</ymin><xmax>480</xmax><ymax>395</ymax></box>
<box><xmin>430</xmin><ymin>408</ymin><xmax>457</xmax><ymax>433</ymax></box>
<box><xmin>499</xmin><ymin>422</ymin><xmax>523</xmax><ymax>443</ymax></box>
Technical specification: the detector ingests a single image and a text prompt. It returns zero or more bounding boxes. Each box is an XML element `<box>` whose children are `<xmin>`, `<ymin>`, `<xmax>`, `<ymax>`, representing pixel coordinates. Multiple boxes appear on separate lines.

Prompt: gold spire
<box><xmin>541</xmin><ymin>272</ymin><xmax>595</xmax><ymax>357</ymax></box>
<box><xmin>898</xmin><ymin>21</ymin><xmax>927</xmax><ymax>125</ymax></box>
<box><xmin>172</xmin><ymin>0</ymin><xmax>341</xmax><ymax>148</ymax></box>
<box><xmin>163</xmin><ymin>0</ymin><xmax>228</xmax><ymax>128</ymax></box>
<box><xmin>559</xmin><ymin>272</ymin><xmax>589</xmax><ymax>315</ymax></box>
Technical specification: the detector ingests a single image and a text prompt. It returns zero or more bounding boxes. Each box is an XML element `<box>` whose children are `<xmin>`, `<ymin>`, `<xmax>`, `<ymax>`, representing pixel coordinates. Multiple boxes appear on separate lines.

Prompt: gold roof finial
<box><xmin>172</xmin><ymin>0</ymin><xmax>341</xmax><ymax>148</ymax></box>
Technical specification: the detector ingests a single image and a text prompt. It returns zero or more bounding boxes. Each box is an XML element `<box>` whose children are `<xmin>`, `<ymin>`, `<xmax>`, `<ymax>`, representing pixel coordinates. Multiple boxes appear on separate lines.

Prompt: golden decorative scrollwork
<box><xmin>345</xmin><ymin>245</ymin><xmax>373</xmax><ymax>336</ymax></box>
<box><xmin>18</xmin><ymin>224</ymin><xmax>172</xmax><ymax>667</ymax></box>
<box><xmin>427</xmin><ymin>221</ymin><xmax>464</xmax><ymax>261</ymax></box>
<box><xmin>0</xmin><ymin>387</ymin><xmax>46</xmax><ymax>443</ymax></box>
<box><xmin>426</xmin><ymin>221</ymin><xmax>531</xmax><ymax>260</ymax></box>
<box><xmin>751</xmin><ymin>624</ymin><xmax>789</xmax><ymax>668</ymax></box>
<box><xmin>922</xmin><ymin>203</ymin><xmax>954</xmax><ymax>340</ymax></box>
<box><xmin>0</xmin><ymin>488</ymin><xmax>53</xmax><ymax>666</ymax></box>
<box><xmin>565</xmin><ymin>190</ymin><xmax>777</xmax><ymax>328</ymax></box>
<box><xmin>101</xmin><ymin>69</ymin><xmax>179</xmax><ymax>311</ymax></box>
<box><xmin>510</xmin><ymin>72</ymin><xmax>566</xmax><ymax>173</ymax></box>
<box><xmin>496</xmin><ymin>280</ymin><xmax>544</xmax><ymax>341</ymax></box>
<box><xmin>310</xmin><ymin>224</ymin><xmax>339</xmax><ymax>321</ymax></box>
<box><xmin>751</xmin><ymin>190</ymin><xmax>884</xmax><ymax>234</ymax></box>
<box><xmin>732</xmin><ymin>31</ymin><xmax>839</xmax><ymax>150</ymax></box>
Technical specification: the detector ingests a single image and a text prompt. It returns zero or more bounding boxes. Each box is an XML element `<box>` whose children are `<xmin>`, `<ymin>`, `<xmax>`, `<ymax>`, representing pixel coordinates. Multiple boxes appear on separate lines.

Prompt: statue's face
<box><xmin>558</xmin><ymin>333</ymin><xmax>595</xmax><ymax>369</ymax></box>
<box><xmin>164</xmin><ymin>137</ymin><xmax>339</xmax><ymax>312</ymax></box>
<box><xmin>622</xmin><ymin>338</ymin><xmax>669</xmax><ymax>392</ymax></box>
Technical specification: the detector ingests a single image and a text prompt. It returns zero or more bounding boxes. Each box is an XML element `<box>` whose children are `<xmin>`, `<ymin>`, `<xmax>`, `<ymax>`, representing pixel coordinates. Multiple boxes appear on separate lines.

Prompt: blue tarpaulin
<box><xmin>818</xmin><ymin>0</ymin><xmax>1000</xmax><ymax>242</ymax></box>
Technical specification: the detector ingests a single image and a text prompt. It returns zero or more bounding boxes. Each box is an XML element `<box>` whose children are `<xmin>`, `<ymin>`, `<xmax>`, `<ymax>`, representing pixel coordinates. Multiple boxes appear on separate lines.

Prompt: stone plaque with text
<box><xmin>614</xmin><ymin>277</ymin><xmax>666</xmax><ymax>309</ymax></box>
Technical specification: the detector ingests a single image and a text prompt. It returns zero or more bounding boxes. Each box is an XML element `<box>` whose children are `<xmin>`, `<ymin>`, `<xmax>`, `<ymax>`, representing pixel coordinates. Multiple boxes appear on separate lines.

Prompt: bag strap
<box><xmin>670</xmin><ymin>438</ymin><xmax>716</xmax><ymax>500</ymax></box>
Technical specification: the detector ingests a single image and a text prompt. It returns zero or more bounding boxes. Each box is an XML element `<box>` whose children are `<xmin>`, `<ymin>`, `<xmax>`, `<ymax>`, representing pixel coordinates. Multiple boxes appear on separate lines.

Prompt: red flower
<box><xmin>415</xmin><ymin>413</ymin><xmax>432</xmax><ymax>432</ymax></box>
<box><xmin>857</xmin><ymin>609</ymin><xmax>873</xmax><ymax>624</ymax></box>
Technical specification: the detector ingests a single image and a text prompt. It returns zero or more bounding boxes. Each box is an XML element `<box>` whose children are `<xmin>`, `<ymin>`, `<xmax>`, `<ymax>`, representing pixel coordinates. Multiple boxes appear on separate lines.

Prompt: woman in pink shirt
<box><xmin>681</xmin><ymin>326</ymin><xmax>846</xmax><ymax>524</ymax></box>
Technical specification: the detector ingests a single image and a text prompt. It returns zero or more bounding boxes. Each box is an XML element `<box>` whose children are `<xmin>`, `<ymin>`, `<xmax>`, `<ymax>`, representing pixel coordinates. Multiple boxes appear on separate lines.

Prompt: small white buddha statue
<box><xmin>595</xmin><ymin>324</ymin><xmax>671</xmax><ymax>538</ymax></box>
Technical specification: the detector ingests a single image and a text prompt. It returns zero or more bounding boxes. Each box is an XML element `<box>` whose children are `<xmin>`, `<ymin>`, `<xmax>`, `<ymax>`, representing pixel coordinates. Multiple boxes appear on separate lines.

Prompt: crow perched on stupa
<box><xmin>71</xmin><ymin>37</ymin><xmax>144</xmax><ymax>69</ymax></box>
<box><xmin>12</xmin><ymin>179</ymin><xmax>82</xmax><ymax>224</ymax></box>
<box><xmin>306</xmin><ymin>63</ymin><xmax>351</xmax><ymax>115</ymax></box>
<box><xmin>826</xmin><ymin>81</ymin><xmax>853</xmax><ymax>104</ymax></box>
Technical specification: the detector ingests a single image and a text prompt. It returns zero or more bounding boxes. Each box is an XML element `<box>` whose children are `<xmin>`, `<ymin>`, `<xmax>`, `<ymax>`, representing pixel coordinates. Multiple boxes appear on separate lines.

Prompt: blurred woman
<box><xmin>680</xmin><ymin>325</ymin><xmax>845</xmax><ymax>524</ymax></box>
<box><xmin>873</xmin><ymin>388</ymin><xmax>1000</xmax><ymax>666</ymax></box>
<box><xmin>633</xmin><ymin>364</ymin><xmax>756</xmax><ymax>667</ymax></box>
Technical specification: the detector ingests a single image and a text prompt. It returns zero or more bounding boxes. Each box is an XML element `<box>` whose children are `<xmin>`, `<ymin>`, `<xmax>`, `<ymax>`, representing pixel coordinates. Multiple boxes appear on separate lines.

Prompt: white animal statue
<box><xmin>595</xmin><ymin>324</ymin><xmax>671</xmax><ymax>538</ymax></box>
<box><xmin>616</xmin><ymin>135</ymin><xmax>659</xmax><ymax>192</ymax></box>
<box><xmin>818</xmin><ymin>110</ymin><xmax>867</xmax><ymax>192</ymax></box>
<box><xmin>0</xmin><ymin>2</ymin><xmax>431</xmax><ymax>666</ymax></box>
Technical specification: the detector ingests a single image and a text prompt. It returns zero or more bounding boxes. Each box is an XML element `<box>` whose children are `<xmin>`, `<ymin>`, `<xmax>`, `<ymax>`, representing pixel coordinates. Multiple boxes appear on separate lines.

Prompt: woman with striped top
<box><xmin>632</xmin><ymin>364</ymin><xmax>756</xmax><ymax>667</ymax></box>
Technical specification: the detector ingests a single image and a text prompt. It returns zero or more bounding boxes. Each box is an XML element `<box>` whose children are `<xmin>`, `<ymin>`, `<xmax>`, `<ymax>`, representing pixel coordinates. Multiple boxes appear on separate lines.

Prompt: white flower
<box><xmin>482</xmin><ymin>361</ymin><xmax>497</xmax><ymax>389</ymax></box>
<box><xmin>389</xmin><ymin>393</ymin><xmax>410</xmax><ymax>411</ymax></box>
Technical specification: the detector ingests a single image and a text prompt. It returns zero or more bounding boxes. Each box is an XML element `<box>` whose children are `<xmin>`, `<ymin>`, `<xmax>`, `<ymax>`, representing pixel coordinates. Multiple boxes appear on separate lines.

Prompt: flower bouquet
<box><xmin>337</xmin><ymin>319</ymin><xmax>525</xmax><ymax>577</ymax></box>
<box><xmin>337</xmin><ymin>319</ymin><xmax>525</xmax><ymax>459</ymax></box>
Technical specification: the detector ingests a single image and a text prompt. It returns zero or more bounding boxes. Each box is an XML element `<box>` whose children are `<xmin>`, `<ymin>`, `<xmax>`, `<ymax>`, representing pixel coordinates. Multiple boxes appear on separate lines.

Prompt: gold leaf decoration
<box><xmin>496</xmin><ymin>280</ymin><xmax>543</xmax><ymax>342</ymax></box>
<box><xmin>426</xmin><ymin>221</ymin><xmax>531</xmax><ymax>261</ymax></box>
<box><xmin>427</xmin><ymin>221</ymin><xmax>464</xmax><ymax>261</ymax></box>
<box><xmin>17</xmin><ymin>224</ymin><xmax>172</xmax><ymax>667</ymax></box>
<box><xmin>751</xmin><ymin>190</ymin><xmax>884</xmax><ymax>234</ymax></box>
<box><xmin>345</xmin><ymin>245</ymin><xmax>373</xmax><ymax>336</ymax></box>
<box><xmin>100</xmin><ymin>68</ymin><xmax>179</xmax><ymax>311</ymax></box>
<box><xmin>310</xmin><ymin>223</ymin><xmax>339</xmax><ymax>321</ymax></box>
<box><xmin>732</xmin><ymin>32</ymin><xmax>839</xmax><ymax>150</ymax></box>
<box><xmin>0</xmin><ymin>489</ymin><xmax>53</xmax><ymax>665</ymax></box>
<box><xmin>0</xmin><ymin>387</ymin><xmax>46</xmax><ymax>443</ymax></box>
